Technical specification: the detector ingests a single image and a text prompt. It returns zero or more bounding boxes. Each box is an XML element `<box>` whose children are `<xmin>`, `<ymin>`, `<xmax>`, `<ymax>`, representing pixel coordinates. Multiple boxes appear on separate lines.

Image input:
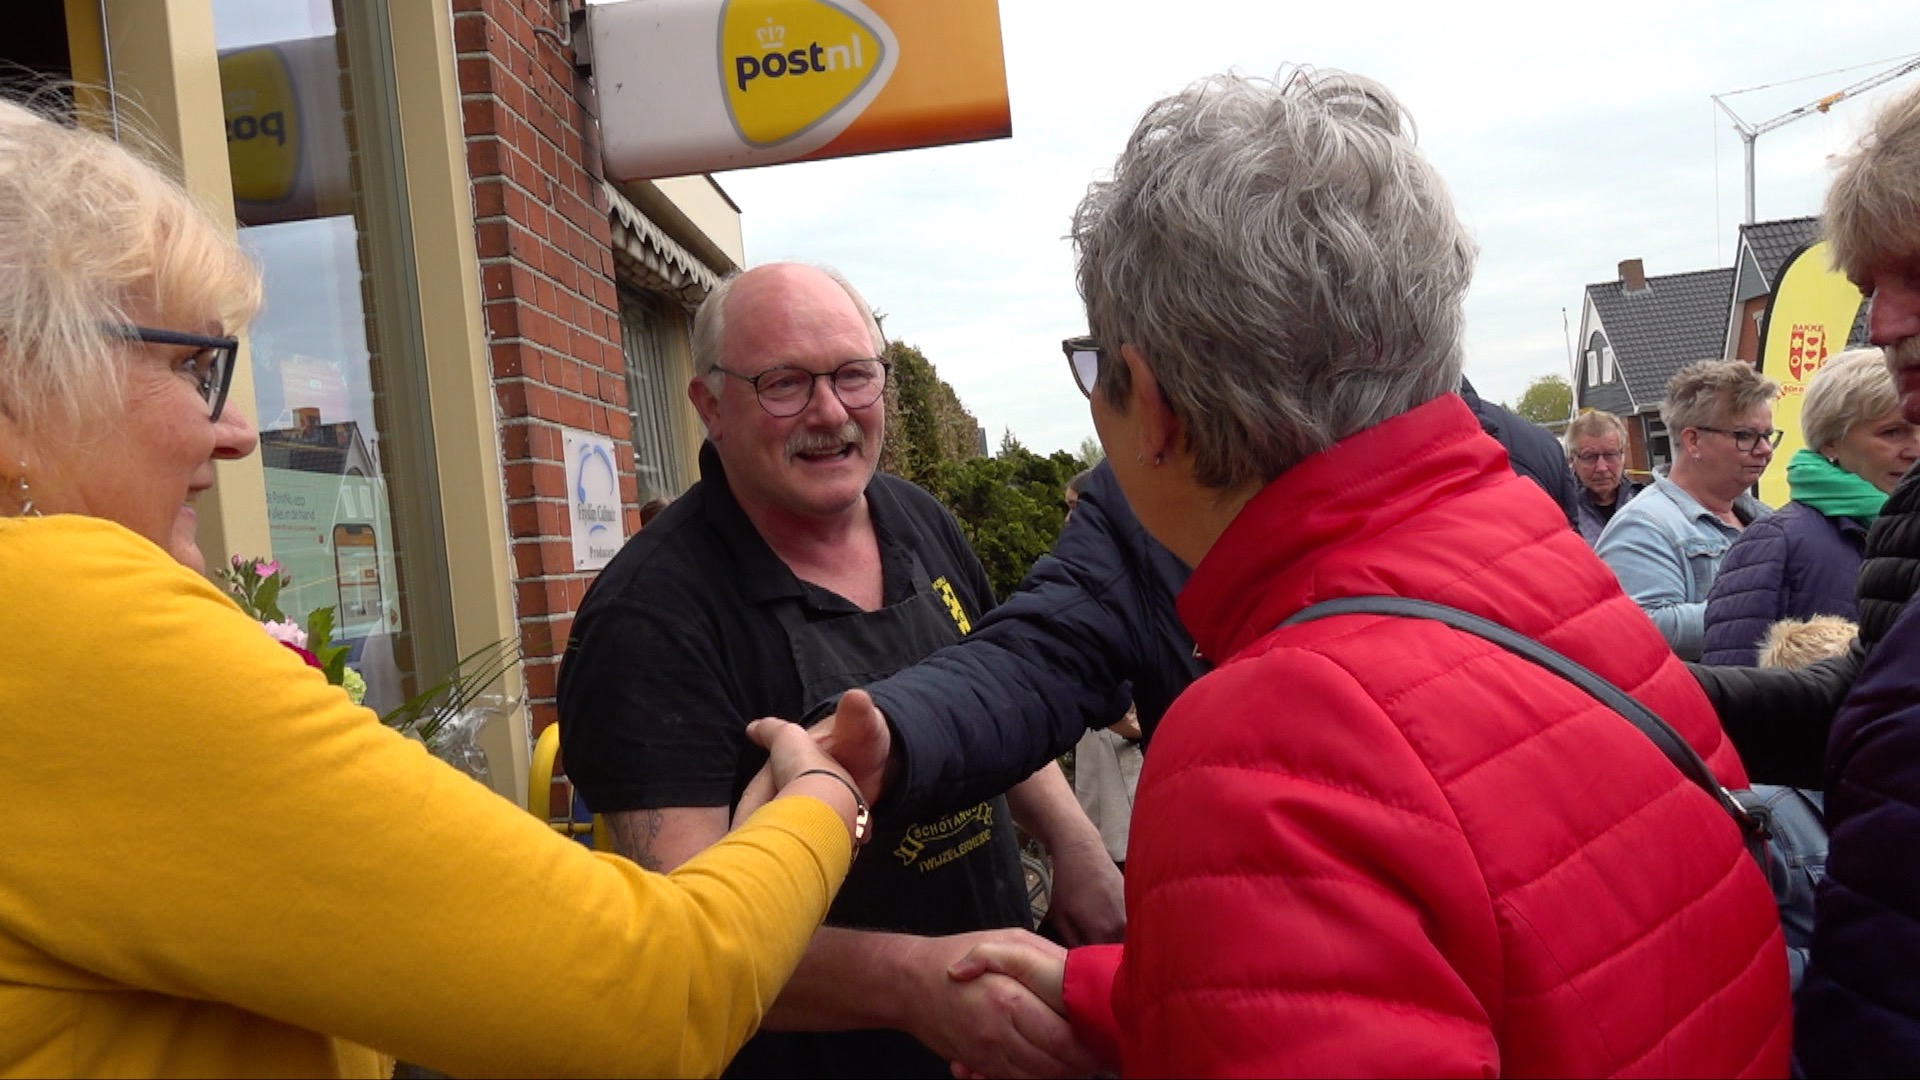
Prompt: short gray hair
<box><xmin>1659</xmin><ymin>360</ymin><xmax>1779</xmax><ymax>433</ymax></box>
<box><xmin>1802</xmin><ymin>347</ymin><xmax>1896</xmax><ymax>452</ymax></box>
<box><xmin>691</xmin><ymin>263</ymin><xmax>885</xmax><ymax>397</ymax></box>
<box><xmin>1825</xmin><ymin>81</ymin><xmax>1920</xmax><ymax>284</ymax></box>
<box><xmin>1076</xmin><ymin>68</ymin><xmax>1477</xmax><ymax>490</ymax></box>
<box><xmin>1564</xmin><ymin>409</ymin><xmax>1628</xmax><ymax>459</ymax></box>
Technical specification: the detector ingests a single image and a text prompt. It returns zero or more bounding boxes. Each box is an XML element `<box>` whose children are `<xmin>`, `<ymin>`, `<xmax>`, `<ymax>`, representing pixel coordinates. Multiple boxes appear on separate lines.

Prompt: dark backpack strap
<box><xmin>1281</xmin><ymin>596</ymin><xmax>1766</xmax><ymax>841</ymax></box>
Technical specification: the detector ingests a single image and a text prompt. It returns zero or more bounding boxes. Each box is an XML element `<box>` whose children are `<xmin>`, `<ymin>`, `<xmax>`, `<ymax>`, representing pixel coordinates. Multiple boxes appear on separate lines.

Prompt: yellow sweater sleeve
<box><xmin>0</xmin><ymin>517</ymin><xmax>851</xmax><ymax>1078</ymax></box>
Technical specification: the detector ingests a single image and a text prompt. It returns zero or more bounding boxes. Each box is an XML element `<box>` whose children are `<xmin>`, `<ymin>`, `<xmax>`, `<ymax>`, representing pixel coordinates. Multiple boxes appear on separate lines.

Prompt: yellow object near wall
<box><xmin>1756</xmin><ymin>241</ymin><xmax>1868</xmax><ymax>507</ymax></box>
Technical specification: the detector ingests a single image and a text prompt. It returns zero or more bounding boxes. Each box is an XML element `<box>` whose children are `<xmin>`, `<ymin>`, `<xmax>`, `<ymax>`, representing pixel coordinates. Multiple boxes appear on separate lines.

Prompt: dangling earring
<box><xmin>1826</xmin><ymin>456</ymin><xmax>1841</xmax><ymax>467</ymax></box>
<box><xmin>8</xmin><ymin>462</ymin><xmax>38</xmax><ymax>517</ymax></box>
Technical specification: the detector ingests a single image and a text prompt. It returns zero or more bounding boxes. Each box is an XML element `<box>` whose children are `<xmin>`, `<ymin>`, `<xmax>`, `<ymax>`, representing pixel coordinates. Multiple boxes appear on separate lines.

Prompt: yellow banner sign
<box><xmin>1755</xmin><ymin>240</ymin><xmax>1867</xmax><ymax>506</ymax></box>
<box><xmin>592</xmin><ymin>0</ymin><xmax>1011</xmax><ymax>180</ymax></box>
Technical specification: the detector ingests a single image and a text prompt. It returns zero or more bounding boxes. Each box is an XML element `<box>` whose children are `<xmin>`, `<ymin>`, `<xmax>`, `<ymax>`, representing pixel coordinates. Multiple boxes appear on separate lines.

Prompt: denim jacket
<box><xmin>1595</xmin><ymin>475</ymin><xmax>1754</xmax><ymax>660</ymax></box>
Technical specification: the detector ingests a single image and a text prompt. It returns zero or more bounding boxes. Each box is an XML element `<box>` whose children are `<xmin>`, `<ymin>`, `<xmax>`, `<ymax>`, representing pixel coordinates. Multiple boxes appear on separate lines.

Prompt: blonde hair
<box><xmin>1802</xmin><ymin>347</ymin><xmax>1896</xmax><ymax>454</ymax></box>
<box><xmin>1825</xmin><ymin>81</ymin><xmax>1920</xmax><ymax>284</ymax></box>
<box><xmin>1564</xmin><ymin>409</ymin><xmax>1628</xmax><ymax>458</ymax></box>
<box><xmin>1659</xmin><ymin>360</ymin><xmax>1779</xmax><ymax>433</ymax></box>
<box><xmin>0</xmin><ymin>93</ymin><xmax>261</xmax><ymax>444</ymax></box>
<box><xmin>1757</xmin><ymin>615</ymin><xmax>1859</xmax><ymax>670</ymax></box>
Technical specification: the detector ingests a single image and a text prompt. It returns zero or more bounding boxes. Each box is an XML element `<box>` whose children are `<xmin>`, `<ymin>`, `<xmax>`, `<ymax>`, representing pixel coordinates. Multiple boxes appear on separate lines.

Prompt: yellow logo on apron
<box><xmin>721</xmin><ymin>0</ymin><xmax>893</xmax><ymax>148</ymax></box>
<box><xmin>929</xmin><ymin>576</ymin><xmax>971</xmax><ymax>635</ymax></box>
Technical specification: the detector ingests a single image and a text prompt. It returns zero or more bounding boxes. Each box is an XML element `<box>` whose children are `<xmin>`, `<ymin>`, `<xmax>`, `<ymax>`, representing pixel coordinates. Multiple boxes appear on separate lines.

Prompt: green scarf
<box><xmin>1786</xmin><ymin>447</ymin><xmax>1888</xmax><ymax>521</ymax></box>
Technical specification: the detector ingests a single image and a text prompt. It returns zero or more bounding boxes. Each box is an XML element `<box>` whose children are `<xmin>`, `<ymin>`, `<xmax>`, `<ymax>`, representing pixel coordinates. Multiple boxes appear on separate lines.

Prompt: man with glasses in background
<box><xmin>558</xmin><ymin>262</ymin><xmax>1104</xmax><ymax>1080</ymax></box>
<box><xmin>1565</xmin><ymin>408</ymin><xmax>1643</xmax><ymax>545</ymax></box>
<box><xmin>1597</xmin><ymin>358</ymin><xmax>1779</xmax><ymax>659</ymax></box>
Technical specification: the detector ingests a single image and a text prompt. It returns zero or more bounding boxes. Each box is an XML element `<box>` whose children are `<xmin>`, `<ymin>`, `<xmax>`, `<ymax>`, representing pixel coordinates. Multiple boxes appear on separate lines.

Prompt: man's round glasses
<box><xmin>1696</xmin><ymin>426</ymin><xmax>1784</xmax><ymax>453</ymax></box>
<box><xmin>710</xmin><ymin>358</ymin><xmax>890</xmax><ymax>417</ymax></box>
<box><xmin>106</xmin><ymin>324</ymin><xmax>240</xmax><ymax>422</ymax></box>
<box><xmin>1573</xmin><ymin>450</ymin><xmax>1625</xmax><ymax>465</ymax></box>
<box><xmin>1062</xmin><ymin>336</ymin><xmax>1103</xmax><ymax>399</ymax></box>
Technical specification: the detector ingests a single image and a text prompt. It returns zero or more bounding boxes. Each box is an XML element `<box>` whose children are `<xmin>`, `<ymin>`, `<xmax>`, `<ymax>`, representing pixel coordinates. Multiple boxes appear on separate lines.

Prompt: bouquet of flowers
<box><xmin>216</xmin><ymin>555</ymin><xmax>367</xmax><ymax>706</ymax></box>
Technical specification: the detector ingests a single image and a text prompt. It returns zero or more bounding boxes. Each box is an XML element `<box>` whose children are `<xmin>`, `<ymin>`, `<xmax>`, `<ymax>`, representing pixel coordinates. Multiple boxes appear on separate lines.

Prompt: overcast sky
<box><xmin>707</xmin><ymin>1</ymin><xmax>1920</xmax><ymax>456</ymax></box>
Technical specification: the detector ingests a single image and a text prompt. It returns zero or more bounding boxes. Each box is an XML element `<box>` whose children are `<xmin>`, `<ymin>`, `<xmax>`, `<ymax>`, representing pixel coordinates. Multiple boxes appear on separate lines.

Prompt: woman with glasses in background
<box><xmin>1596</xmin><ymin>359</ymin><xmax>1780</xmax><ymax>659</ymax></box>
<box><xmin>0</xmin><ymin>96</ymin><xmax>868</xmax><ymax>1078</ymax></box>
<box><xmin>1701</xmin><ymin>348</ymin><xmax>1920</xmax><ymax>666</ymax></box>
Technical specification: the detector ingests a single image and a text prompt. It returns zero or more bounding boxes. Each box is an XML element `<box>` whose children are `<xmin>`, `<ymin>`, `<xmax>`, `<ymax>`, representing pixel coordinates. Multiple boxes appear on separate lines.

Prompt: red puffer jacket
<box><xmin>1062</xmin><ymin>396</ymin><xmax>1790</xmax><ymax>1078</ymax></box>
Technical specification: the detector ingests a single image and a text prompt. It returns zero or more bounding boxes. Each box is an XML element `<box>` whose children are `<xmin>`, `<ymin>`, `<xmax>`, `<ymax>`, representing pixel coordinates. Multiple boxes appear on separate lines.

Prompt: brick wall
<box><xmin>451</xmin><ymin>0</ymin><xmax>640</xmax><ymax>747</ymax></box>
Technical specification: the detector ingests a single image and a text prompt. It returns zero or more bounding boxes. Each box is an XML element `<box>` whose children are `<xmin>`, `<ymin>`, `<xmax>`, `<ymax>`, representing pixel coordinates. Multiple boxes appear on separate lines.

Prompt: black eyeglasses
<box><xmin>106</xmin><ymin>325</ymin><xmax>240</xmax><ymax>422</ymax></box>
<box><xmin>710</xmin><ymin>358</ymin><xmax>890</xmax><ymax>417</ymax></box>
<box><xmin>1062</xmin><ymin>336</ymin><xmax>1103</xmax><ymax>399</ymax></box>
<box><xmin>1573</xmin><ymin>449</ymin><xmax>1625</xmax><ymax>466</ymax></box>
<box><xmin>1695</xmin><ymin>426</ymin><xmax>1784</xmax><ymax>453</ymax></box>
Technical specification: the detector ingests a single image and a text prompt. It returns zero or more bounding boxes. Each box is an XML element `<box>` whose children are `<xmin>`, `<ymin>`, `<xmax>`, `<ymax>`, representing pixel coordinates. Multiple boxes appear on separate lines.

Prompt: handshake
<box><xmin>739</xmin><ymin>690</ymin><xmax>1112</xmax><ymax>1079</ymax></box>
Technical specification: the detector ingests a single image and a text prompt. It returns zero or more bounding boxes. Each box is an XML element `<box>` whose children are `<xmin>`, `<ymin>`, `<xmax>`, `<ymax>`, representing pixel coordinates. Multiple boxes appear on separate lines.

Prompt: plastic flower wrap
<box><xmin>216</xmin><ymin>555</ymin><xmax>367</xmax><ymax>707</ymax></box>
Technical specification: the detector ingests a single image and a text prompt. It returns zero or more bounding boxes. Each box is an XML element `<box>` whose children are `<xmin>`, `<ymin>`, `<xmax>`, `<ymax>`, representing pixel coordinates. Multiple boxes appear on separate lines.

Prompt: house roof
<box><xmin>1739</xmin><ymin>216</ymin><xmax>1821</xmax><ymax>292</ymax></box>
<box><xmin>1587</xmin><ymin>267</ymin><xmax>1734</xmax><ymax>407</ymax></box>
<box><xmin>261</xmin><ymin>421</ymin><xmax>373</xmax><ymax>476</ymax></box>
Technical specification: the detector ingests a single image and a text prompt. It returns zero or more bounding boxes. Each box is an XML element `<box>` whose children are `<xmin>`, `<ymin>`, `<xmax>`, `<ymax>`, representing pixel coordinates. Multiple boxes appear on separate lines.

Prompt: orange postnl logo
<box><xmin>1787</xmin><ymin>323</ymin><xmax>1830</xmax><ymax>383</ymax></box>
<box><xmin>721</xmin><ymin>0</ymin><xmax>896</xmax><ymax>147</ymax></box>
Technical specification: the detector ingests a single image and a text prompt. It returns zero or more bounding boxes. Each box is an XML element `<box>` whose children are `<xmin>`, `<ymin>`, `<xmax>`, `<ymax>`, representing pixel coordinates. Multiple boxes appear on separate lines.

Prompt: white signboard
<box><xmin>564</xmin><ymin>428</ymin><xmax>625</xmax><ymax>570</ymax></box>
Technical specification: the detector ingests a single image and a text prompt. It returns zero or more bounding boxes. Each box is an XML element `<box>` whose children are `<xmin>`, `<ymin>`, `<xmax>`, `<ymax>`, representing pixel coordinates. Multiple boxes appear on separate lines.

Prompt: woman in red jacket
<box><xmin>958</xmin><ymin>68</ymin><xmax>1790</xmax><ymax>1078</ymax></box>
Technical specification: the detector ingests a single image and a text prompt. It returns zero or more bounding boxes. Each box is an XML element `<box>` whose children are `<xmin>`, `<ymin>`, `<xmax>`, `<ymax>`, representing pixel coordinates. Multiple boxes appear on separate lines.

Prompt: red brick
<box><xmin>501</xmin><ymin>424</ymin><xmax>531</xmax><ymax>461</ymax></box>
<box><xmin>472</xmin><ymin>179</ymin><xmax>506</xmax><ymax>219</ymax></box>
<box><xmin>511</xmin><ymin>539</ymin><xmax>542</xmax><ymax>578</ymax></box>
<box><xmin>524</xmin><ymin>382</ymin><xmax>560</xmax><ymax>421</ymax></box>
<box><xmin>456</xmin><ymin>56</ymin><xmax>491</xmax><ymax>93</ymax></box>
<box><xmin>507</xmin><ymin>500</ymin><xmax>541</xmax><ymax>536</ymax></box>
<box><xmin>461</xmin><ymin>97</ymin><xmax>499</xmax><ymax>137</ymax></box>
<box><xmin>557</xmin><ymin>391</ymin><xmax>593</xmax><ymax>430</ymax></box>
<box><xmin>522</xmin><ymin>657</ymin><xmax>560</xmax><ymax>700</ymax></box>
<box><xmin>495</xmin><ymin>379</ymin><xmax>529</xmax><ymax>418</ymax></box>
<box><xmin>484</xmin><ymin>300</ymin><xmax>519</xmax><ymax>339</ymax></box>
<box><xmin>529</xmin><ymin>462</ymin><xmax>566</xmax><ymax>498</ymax></box>
<box><xmin>451</xmin><ymin>14</ymin><xmax>490</xmax><ymax>54</ymax></box>
<box><xmin>475</xmin><ymin>220</ymin><xmax>509</xmax><ymax>259</ymax></box>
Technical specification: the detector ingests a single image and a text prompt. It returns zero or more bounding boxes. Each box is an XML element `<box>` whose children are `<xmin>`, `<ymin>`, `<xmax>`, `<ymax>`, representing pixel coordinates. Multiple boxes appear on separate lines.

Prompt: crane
<box><xmin>1713</xmin><ymin>54</ymin><xmax>1920</xmax><ymax>225</ymax></box>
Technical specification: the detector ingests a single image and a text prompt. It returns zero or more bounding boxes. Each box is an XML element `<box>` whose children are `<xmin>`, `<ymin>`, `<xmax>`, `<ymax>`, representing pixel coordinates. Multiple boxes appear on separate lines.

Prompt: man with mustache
<box><xmin>558</xmin><ymin>263</ymin><xmax>1107</xmax><ymax>1080</ymax></box>
<box><xmin>1794</xmin><ymin>82</ymin><xmax>1920</xmax><ymax>1076</ymax></box>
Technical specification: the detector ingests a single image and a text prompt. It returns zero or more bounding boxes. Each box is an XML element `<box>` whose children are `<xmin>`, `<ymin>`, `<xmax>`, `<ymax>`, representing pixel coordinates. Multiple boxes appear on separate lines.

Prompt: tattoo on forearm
<box><xmin>612</xmin><ymin>811</ymin><xmax>668</xmax><ymax>871</ymax></box>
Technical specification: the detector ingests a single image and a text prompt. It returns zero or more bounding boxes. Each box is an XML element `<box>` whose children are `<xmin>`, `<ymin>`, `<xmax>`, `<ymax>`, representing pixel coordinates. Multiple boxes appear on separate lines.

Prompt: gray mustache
<box><xmin>786</xmin><ymin>421</ymin><xmax>865</xmax><ymax>459</ymax></box>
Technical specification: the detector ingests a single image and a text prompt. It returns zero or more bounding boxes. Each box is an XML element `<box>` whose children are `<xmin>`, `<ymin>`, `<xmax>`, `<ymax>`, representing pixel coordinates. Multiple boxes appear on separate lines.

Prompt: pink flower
<box><xmin>255</xmin><ymin>560</ymin><xmax>282</xmax><ymax>578</ymax></box>
<box><xmin>280</xmin><ymin>641</ymin><xmax>322</xmax><ymax>670</ymax></box>
<box><xmin>260</xmin><ymin>619</ymin><xmax>309</xmax><ymax>649</ymax></box>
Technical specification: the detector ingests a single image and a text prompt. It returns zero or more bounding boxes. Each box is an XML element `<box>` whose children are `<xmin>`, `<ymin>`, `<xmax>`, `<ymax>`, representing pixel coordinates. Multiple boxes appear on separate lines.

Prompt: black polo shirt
<box><xmin>557</xmin><ymin>442</ymin><xmax>1031</xmax><ymax>1079</ymax></box>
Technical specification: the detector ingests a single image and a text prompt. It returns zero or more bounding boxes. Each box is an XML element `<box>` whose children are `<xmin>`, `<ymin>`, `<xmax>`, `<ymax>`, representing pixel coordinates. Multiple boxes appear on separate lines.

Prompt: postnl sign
<box><xmin>592</xmin><ymin>0</ymin><xmax>1008</xmax><ymax>179</ymax></box>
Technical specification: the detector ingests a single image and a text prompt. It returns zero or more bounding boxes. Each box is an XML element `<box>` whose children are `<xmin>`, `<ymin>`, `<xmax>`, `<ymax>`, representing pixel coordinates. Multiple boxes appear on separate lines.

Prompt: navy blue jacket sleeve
<box><xmin>864</xmin><ymin>461</ymin><xmax>1205</xmax><ymax>818</ymax></box>
<box><xmin>1797</xmin><ymin>597</ymin><xmax>1920</xmax><ymax>1074</ymax></box>
<box><xmin>1701</xmin><ymin>514</ymin><xmax>1791</xmax><ymax>667</ymax></box>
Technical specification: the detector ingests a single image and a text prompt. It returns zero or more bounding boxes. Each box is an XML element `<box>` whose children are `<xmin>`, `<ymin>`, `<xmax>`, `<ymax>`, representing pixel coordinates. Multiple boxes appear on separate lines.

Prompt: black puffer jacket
<box><xmin>1858</xmin><ymin>463</ymin><xmax>1920</xmax><ymax>648</ymax></box>
<box><xmin>1688</xmin><ymin>462</ymin><xmax>1920</xmax><ymax>786</ymax></box>
<box><xmin>1459</xmin><ymin>378</ymin><xmax>1581</xmax><ymax>529</ymax></box>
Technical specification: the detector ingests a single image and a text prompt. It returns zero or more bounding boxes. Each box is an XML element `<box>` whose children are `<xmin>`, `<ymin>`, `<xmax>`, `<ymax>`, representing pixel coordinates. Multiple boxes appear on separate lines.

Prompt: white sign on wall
<box><xmin>564</xmin><ymin>428</ymin><xmax>625</xmax><ymax>570</ymax></box>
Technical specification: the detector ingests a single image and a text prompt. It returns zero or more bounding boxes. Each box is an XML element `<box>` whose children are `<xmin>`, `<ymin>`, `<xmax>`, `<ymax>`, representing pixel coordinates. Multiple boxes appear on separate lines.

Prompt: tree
<box><xmin>878</xmin><ymin>340</ymin><xmax>982</xmax><ymax>487</ymax></box>
<box><xmin>925</xmin><ymin>434</ymin><xmax>1084</xmax><ymax>599</ymax></box>
<box><xmin>1513</xmin><ymin>374</ymin><xmax>1573</xmax><ymax>426</ymax></box>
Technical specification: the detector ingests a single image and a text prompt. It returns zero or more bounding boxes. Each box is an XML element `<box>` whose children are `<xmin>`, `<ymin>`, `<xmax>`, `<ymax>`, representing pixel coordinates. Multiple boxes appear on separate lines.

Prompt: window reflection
<box><xmin>215</xmin><ymin>1</ymin><xmax>431</xmax><ymax>716</ymax></box>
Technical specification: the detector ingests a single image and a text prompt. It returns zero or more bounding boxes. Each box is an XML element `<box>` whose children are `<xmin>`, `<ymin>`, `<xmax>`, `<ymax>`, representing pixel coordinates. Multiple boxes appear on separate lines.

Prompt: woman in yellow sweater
<box><xmin>0</xmin><ymin>96</ymin><xmax>867</xmax><ymax>1078</ymax></box>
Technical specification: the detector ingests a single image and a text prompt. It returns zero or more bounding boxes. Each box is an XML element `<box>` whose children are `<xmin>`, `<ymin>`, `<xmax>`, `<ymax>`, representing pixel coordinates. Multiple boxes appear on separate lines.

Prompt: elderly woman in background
<box><xmin>0</xmin><ymin>97</ymin><xmax>865</xmax><ymax>1078</ymax></box>
<box><xmin>953</xmin><ymin>69</ymin><xmax>1788</xmax><ymax>1077</ymax></box>
<box><xmin>1595</xmin><ymin>359</ymin><xmax>1779</xmax><ymax>659</ymax></box>
<box><xmin>1702</xmin><ymin>347</ymin><xmax>1919</xmax><ymax>665</ymax></box>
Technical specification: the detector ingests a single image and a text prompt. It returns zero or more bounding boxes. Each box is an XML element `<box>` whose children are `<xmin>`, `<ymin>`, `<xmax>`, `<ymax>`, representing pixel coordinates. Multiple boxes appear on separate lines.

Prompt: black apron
<box><xmin>728</xmin><ymin>554</ymin><xmax>1030</xmax><ymax>1080</ymax></box>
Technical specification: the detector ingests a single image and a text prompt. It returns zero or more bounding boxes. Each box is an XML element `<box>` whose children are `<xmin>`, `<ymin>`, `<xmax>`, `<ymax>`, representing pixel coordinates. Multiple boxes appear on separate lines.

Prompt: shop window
<box><xmin>214</xmin><ymin>0</ymin><xmax>454</xmax><ymax>715</ymax></box>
